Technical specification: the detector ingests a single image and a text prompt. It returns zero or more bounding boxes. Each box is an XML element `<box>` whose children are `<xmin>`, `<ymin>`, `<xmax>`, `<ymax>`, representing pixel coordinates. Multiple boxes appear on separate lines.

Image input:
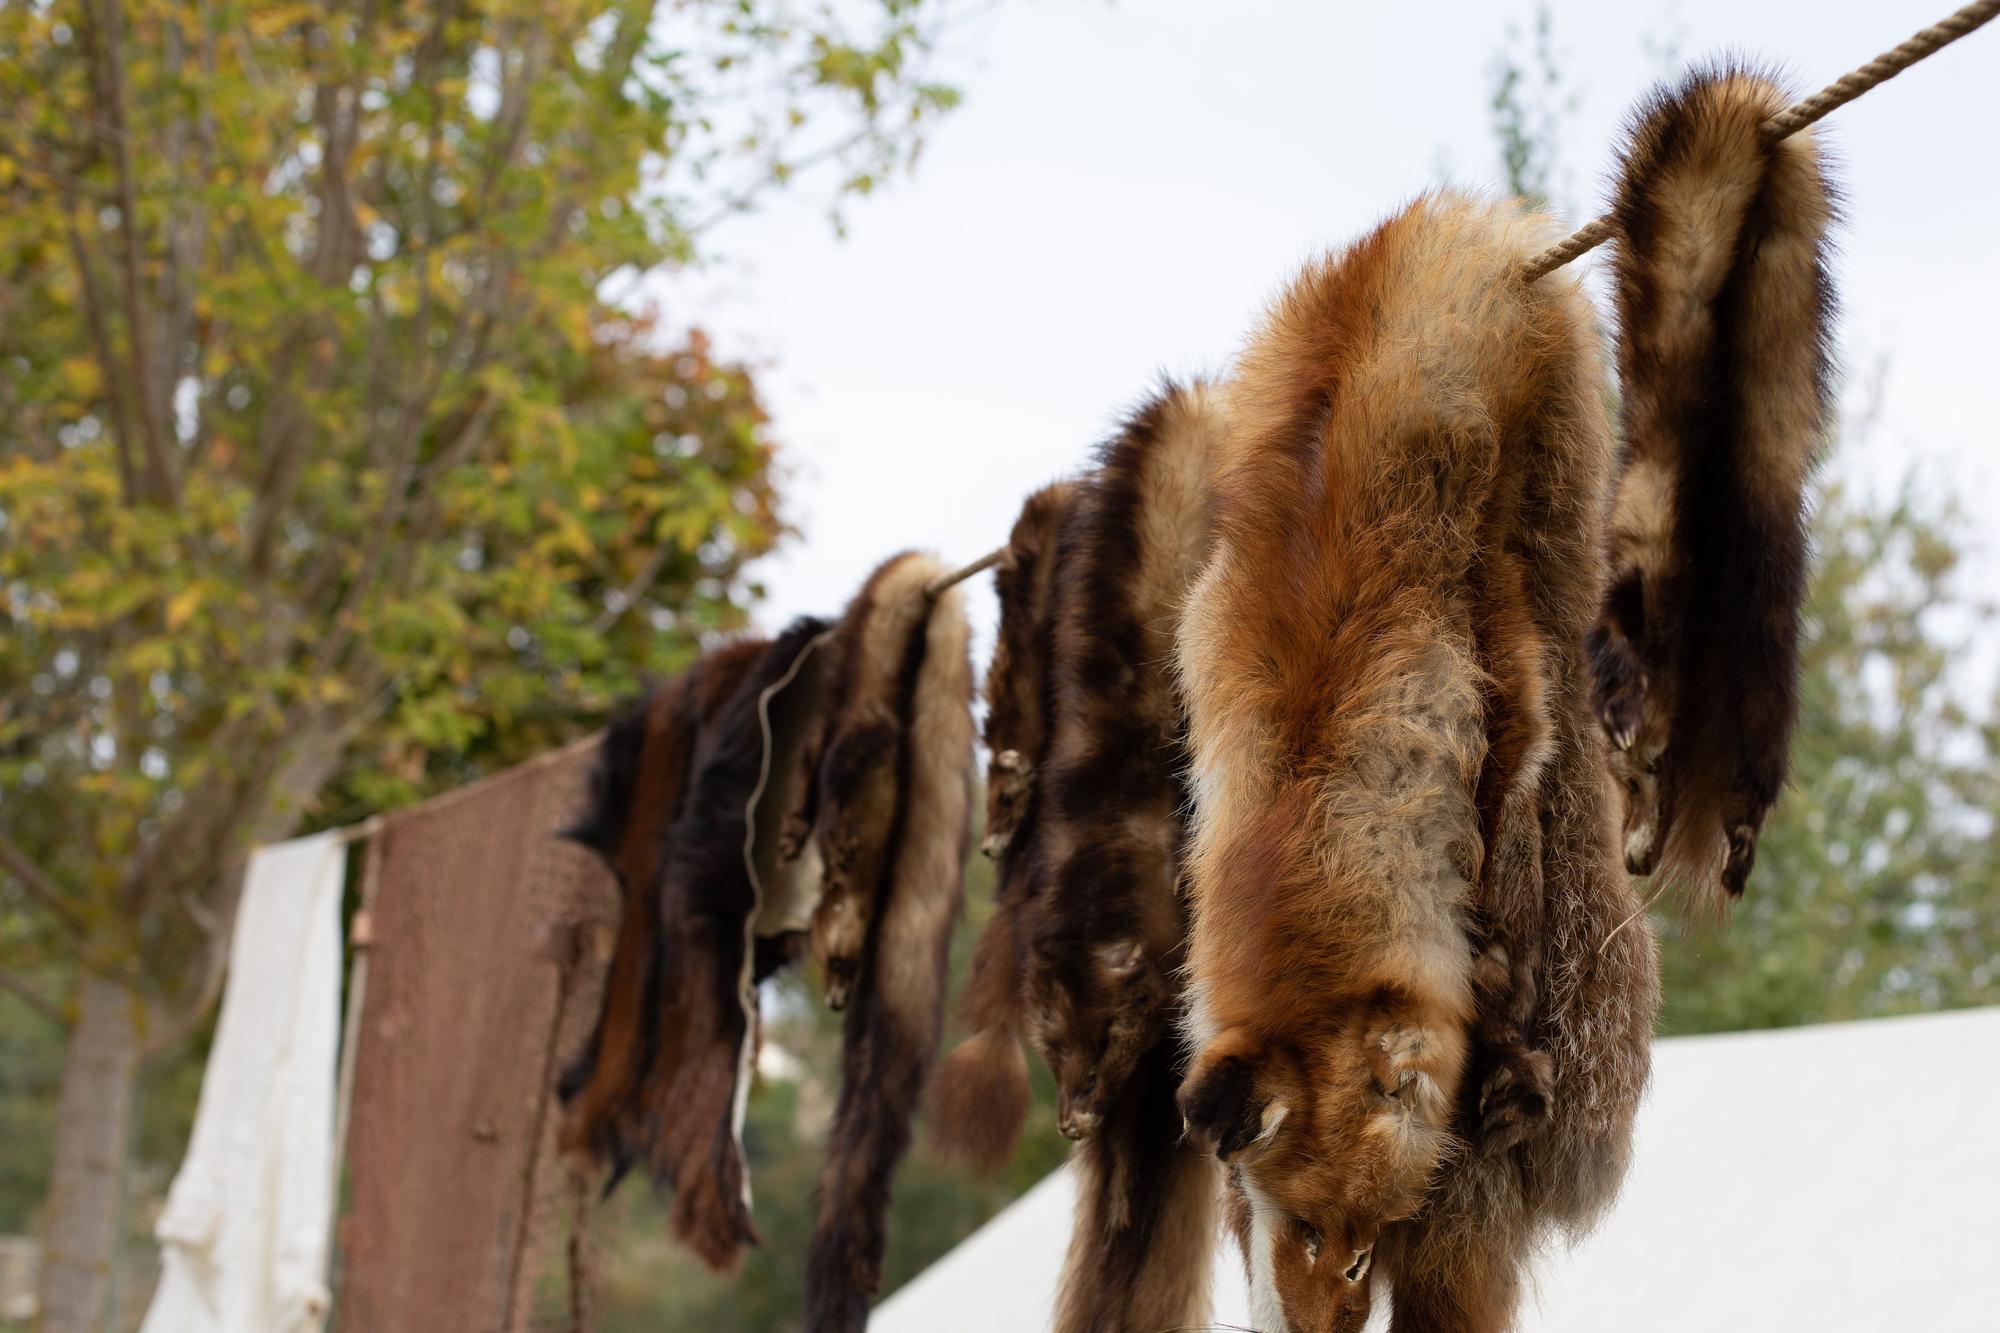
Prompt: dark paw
<box><xmin>1477</xmin><ymin>1048</ymin><xmax>1554</xmax><ymax>1152</ymax></box>
<box><xmin>1721</xmin><ymin>823</ymin><xmax>1757</xmax><ymax>897</ymax></box>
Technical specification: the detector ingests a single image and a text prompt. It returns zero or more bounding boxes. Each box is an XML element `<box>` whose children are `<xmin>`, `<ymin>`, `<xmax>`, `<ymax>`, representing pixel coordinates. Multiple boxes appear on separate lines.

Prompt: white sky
<box><xmin>654</xmin><ymin>0</ymin><xmax>2000</xmax><ymax>654</ymax></box>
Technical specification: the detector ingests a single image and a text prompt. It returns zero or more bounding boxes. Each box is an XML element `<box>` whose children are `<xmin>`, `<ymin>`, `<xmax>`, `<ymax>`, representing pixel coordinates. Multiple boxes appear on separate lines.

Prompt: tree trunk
<box><xmin>36</xmin><ymin>972</ymin><xmax>141</xmax><ymax>1333</ymax></box>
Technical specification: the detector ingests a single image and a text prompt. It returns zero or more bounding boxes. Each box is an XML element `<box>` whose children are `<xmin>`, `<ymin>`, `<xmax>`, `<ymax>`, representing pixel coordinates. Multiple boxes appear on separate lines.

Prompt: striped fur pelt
<box><xmin>794</xmin><ymin>551</ymin><xmax>976</xmax><ymax>1333</ymax></box>
<box><xmin>559</xmin><ymin>617</ymin><xmax>831</xmax><ymax>1273</ymax></box>
<box><xmin>1175</xmin><ymin>194</ymin><xmax>1658</xmax><ymax>1333</ymax></box>
<box><xmin>929</xmin><ymin>482</ymin><xmax>1082</xmax><ymax>1175</ymax></box>
<box><xmin>1590</xmin><ymin>68</ymin><xmax>1837</xmax><ymax>900</ymax></box>
<box><xmin>1029</xmin><ymin>383</ymin><xmax>1228</xmax><ymax>1333</ymax></box>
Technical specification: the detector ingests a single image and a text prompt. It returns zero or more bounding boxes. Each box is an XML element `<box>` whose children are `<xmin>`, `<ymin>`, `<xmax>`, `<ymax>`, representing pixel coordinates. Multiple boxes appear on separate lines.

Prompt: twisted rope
<box><xmin>1519</xmin><ymin>0</ymin><xmax>2000</xmax><ymax>282</ymax></box>
<box><xmin>922</xmin><ymin>0</ymin><xmax>1998</xmax><ymax>592</ymax></box>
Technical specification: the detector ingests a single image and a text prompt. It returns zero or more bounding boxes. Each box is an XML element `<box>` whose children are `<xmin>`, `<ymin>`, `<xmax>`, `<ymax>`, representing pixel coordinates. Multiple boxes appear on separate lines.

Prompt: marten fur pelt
<box><xmin>1590</xmin><ymin>69</ymin><xmax>1836</xmax><ymax>900</ymax></box>
<box><xmin>799</xmin><ymin>551</ymin><xmax>975</xmax><ymax>1333</ymax></box>
<box><xmin>559</xmin><ymin>617</ymin><xmax>831</xmax><ymax>1273</ymax></box>
<box><xmin>1175</xmin><ymin>194</ymin><xmax>1658</xmax><ymax>1333</ymax></box>
<box><xmin>928</xmin><ymin>482</ymin><xmax>1081</xmax><ymax>1175</ymax></box>
<box><xmin>781</xmin><ymin>556</ymin><xmax>949</xmax><ymax>1011</ymax></box>
<box><xmin>1027</xmin><ymin>382</ymin><xmax>1228</xmax><ymax>1333</ymax></box>
<box><xmin>1027</xmin><ymin>381</ymin><xmax>1224</xmax><ymax>1142</ymax></box>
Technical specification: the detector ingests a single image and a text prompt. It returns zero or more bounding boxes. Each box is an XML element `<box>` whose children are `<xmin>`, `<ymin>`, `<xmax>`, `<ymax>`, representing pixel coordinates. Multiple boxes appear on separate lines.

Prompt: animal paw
<box><xmin>1476</xmin><ymin>1047</ymin><xmax>1554</xmax><ymax>1153</ymax></box>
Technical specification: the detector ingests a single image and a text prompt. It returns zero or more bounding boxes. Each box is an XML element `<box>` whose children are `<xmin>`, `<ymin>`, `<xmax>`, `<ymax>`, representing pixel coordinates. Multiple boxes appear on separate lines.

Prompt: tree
<box><xmin>0</xmin><ymin>3</ymin><xmax>968</xmax><ymax>1328</ymax></box>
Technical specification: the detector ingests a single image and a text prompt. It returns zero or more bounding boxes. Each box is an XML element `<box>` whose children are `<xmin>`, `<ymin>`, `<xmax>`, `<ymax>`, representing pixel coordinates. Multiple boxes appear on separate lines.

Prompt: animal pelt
<box><xmin>803</xmin><ymin>552</ymin><xmax>975</xmax><ymax>1333</ymax></box>
<box><xmin>1175</xmin><ymin>193</ymin><xmax>1658</xmax><ymax>1333</ymax></box>
<box><xmin>783</xmin><ymin>554</ymin><xmax>950</xmax><ymax>1011</ymax></box>
<box><xmin>558</xmin><ymin>617</ymin><xmax>832</xmax><ymax>1273</ymax></box>
<box><xmin>1590</xmin><ymin>68</ymin><xmax>1837</xmax><ymax>900</ymax></box>
<box><xmin>1025</xmin><ymin>380</ymin><xmax>1226</xmax><ymax>1143</ymax></box>
<box><xmin>1052</xmin><ymin>1040</ymin><xmax>1220</xmax><ymax>1333</ymax></box>
<box><xmin>929</xmin><ymin>481</ymin><xmax>1082</xmax><ymax>1175</ymax></box>
<box><xmin>1027</xmin><ymin>384</ymin><xmax>1227</xmax><ymax>1333</ymax></box>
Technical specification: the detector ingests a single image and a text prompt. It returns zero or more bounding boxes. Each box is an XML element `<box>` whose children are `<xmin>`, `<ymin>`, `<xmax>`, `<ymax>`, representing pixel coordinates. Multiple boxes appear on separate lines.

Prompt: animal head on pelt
<box><xmin>1018</xmin><ymin>383</ymin><xmax>1224</xmax><ymax>1141</ymax></box>
<box><xmin>1175</xmin><ymin>193</ymin><xmax>1605</xmax><ymax>1331</ymax></box>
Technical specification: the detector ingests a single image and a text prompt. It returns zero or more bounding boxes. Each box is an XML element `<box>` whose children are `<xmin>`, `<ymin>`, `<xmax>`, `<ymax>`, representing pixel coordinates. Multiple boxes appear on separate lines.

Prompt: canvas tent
<box><xmin>875</xmin><ymin>1006</ymin><xmax>2000</xmax><ymax>1332</ymax></box>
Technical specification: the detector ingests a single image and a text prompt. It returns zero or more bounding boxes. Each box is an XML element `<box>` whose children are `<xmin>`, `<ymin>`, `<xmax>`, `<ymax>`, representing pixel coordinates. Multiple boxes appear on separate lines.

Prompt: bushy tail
<box><xmin>1596</xmin><ymin>66</ymin><xmax>1836</xmax><ymax>901</ymax></box>
<box><xmin>926</xmin><ymin>891</ymin><xmax>1032</xmax><ymax>1175</ymax></box>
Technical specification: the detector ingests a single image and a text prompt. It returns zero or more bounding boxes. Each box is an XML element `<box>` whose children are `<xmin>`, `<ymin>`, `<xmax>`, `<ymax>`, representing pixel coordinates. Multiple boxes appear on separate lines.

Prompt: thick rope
<box><xmin>1520</xmin><ymin>0</ymin><xmax>2000</xmax><ymax>282</ymax></box>
<box><xmin>922</xmin><ymin>0</ymin><xmax>1998</xmax><ymax>592</ymax></box>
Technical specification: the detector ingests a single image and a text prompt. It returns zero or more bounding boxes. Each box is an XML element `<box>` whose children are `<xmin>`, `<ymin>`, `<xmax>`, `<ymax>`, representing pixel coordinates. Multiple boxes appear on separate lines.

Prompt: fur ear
<box><xmin>1179</xmin><ymin>1029</ymin><xmax>1286</xmax><ymax>1161</ymax></box>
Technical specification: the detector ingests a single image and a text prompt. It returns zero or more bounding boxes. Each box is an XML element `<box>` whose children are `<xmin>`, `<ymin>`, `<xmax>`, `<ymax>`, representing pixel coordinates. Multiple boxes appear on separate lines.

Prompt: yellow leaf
<box><xmin>165</xmin><ymin>584</ymin><xmax>204</xmax><ymax>630</ymax></box>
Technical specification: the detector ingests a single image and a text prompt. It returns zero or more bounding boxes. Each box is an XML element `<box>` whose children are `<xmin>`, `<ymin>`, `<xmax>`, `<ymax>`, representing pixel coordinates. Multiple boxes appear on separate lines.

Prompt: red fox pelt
<box><xmin>928</xmin><ymin>482</ymin><xmax>1081</xmax><ymax>1175</ymax></box>
<box><xmin>1589</xmin><ymin>68</ymin><xmax>1836</xmax><ymax>900</ymax></box>
<box><xmin>798</xmin><ymin>551</ymin><xmax>976</xmax><ymax>1333</ymax></box>
<box><xmin>1176</xmin><ymin>194</ymin><xmax>1658</xmax><ymax>1333</ymax></box>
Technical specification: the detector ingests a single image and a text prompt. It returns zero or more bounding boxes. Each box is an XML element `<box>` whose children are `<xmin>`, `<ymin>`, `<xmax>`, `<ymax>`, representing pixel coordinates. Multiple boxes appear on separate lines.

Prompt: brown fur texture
<box><xmin>929</xmin><ymin>482</ymin><xmax>1081</xmax><ymax>1175</ymax></box>
<box><xmin>559</xmin><ymin>618</ymin><xmax>831</xmax><ymax>1273</ymax></box>
<box><xmin>1176</xmin><ymin>194</ymin><xmax>1658</xmax><ymax>1333</ymax></box>
<box><xmin>1025</xmin><ymin>383</ymin><xmax>1228</xmax><ymax>1333</ymax></box>
<box><xmin>785</xmin><ymin>557</ymin><xmax>947</xmax><ymax>1010</ymax></box>
<box><xmin>1052</xmin><ymin>1040</ymin><xmax>1220</xmax><ymax>1333</ymax></box>
<box><xmin>804</xmin><ymin>552</ymin><xmax>975</xmax><ymax>1333</ymax></box>
<box><xmin>1590</xmin><ymin>68</ymin><xmax>1837</xmax><ymax>900</ymax></box>
<box><xmin>1026</xmin><ymin>381</ymin><xmax>1225</xmax><ymax>1142</ymax></box>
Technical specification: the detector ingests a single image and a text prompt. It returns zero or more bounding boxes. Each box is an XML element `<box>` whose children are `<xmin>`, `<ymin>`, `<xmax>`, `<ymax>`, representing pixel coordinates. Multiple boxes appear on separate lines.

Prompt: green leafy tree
<box><xmin>0</xmin><ymin>3</ymin><xmax>967</xmax><ymax>1328</ymax></box>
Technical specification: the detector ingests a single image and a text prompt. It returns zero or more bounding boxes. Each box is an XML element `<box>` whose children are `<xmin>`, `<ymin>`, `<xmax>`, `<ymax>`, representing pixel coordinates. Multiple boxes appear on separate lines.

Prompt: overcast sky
<box><xmin>651</xmin><ymin>0</ymin><xmax>1999</xmax><ymax>657</ymax></box>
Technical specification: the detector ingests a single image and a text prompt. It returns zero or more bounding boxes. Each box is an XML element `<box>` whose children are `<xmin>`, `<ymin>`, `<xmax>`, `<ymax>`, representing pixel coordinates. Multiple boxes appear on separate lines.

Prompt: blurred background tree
<box><xmin>0</xmin><ymin>2</ymin><xmax>967</xmax><ymax>1328</ymax></box>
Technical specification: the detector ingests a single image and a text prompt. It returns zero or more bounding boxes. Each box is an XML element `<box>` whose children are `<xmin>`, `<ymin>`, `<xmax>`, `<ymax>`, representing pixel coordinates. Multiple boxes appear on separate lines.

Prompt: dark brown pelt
<box><xmin>1591</xmin><ymin>66</ymin><xmax>1837</xmax><ymax>900</ymax></box>
<box><xmin>930</xmin><ymin>482</ymin><xmax>1081</xmax><ymax>1175</ymax></box>
<box><xmin>559</xmin><ymin>618</ymin><xmax>831</xmax><ymax>1273</ymax></box>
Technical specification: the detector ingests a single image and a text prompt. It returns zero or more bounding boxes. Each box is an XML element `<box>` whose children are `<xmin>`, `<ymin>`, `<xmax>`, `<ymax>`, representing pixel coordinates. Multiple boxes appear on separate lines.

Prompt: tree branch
<box><xmin>0</xmin><ymin>969</ymin><xmax>66</xmax><ymax>1028</ymax></box>
<box><xmin>88</xmin><ymin>0</ymin><xmax>178</xmax><ymax>506</ymax></box>
<box><xmin>0</xmin><ymin>833</ymin><xmax>88</xmax><ymax>939</ymax></box>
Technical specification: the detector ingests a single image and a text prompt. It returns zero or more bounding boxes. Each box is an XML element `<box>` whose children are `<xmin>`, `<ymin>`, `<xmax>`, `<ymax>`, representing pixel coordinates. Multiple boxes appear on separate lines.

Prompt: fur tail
<box><xmin>928</xmin><ymin>483</ymin><xmax>1079</xmax><ymax>1174</ymax></box>
<box><xmin>927</xmin><ymin>884</ymin><xmax>1033</xmax><ymax>1174</ymax></box>
<box><xmin>1595</xmin><ymin>67</ymin><xmax>1836</xmax><ymax>900</ymax></box>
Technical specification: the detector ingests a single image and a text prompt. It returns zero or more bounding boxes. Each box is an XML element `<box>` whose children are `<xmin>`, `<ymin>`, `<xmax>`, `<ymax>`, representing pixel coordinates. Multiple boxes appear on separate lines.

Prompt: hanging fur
<box><xmin>559</xmin><ymin>617</ymin><xmax>832</xmax><ymax>1273</ymax></box>
<box><xmin>929</xmin><ymin>482</ymin><xmax>1081</xmax><ymax>1175</ymax></box>
<box><xmin>1052</xmin><ymin>1040</ymin><xmax>1219</xmax><ymax>1333</ymax></box>
<box><xmin>1025</xmin><ymin>381</ymin><xmax>1224</xmax><ymax>1142</ymax></box>
<box><xmin>1020</xmin><ymin>382</ymin><xmax>1227</xmax><ymax>1333</ymax></box>
<box><xmin>1590</xmin><ymin>68</ymin><xmax>1837</xmax><ymax>899</ymax></box>
<box><xmin>781</xmin><ymin>557</ymin><xmax>945</xmax><ymax>1010</ymax></box>
<box><xmin>1176</xmin><ymin>194</ymin><xmax>1658</xmax><ymax>1332</ymax></box>
<box><xmin>801</xmin><ymin>552</ymin><xmax>975</xmax><ymax>1333</ymax></box>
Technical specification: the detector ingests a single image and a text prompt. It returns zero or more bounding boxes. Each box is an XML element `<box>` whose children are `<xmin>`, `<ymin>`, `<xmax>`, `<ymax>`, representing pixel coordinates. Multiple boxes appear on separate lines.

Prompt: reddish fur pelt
<box><xmin>1176</xmin><ymin>193</ymin><xmax>1659</xmax><ymax>1333</ymax></box>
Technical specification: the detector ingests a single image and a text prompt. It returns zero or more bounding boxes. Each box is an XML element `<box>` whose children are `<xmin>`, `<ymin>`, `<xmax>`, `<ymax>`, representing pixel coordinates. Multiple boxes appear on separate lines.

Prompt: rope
<box><xmin>925</xmin><ymin>545</ymin><xmax>1005</xmax><ymax>598</ymax></box>
<box><xmin>918</xmin><ymin>1</ymin><xmax>1997</xmax><ymax>590</ymax></box>
<box><xmin>1520</xmin><ymin>0</ymin><xmax>2000</xmax><ymax>283</ymax></box>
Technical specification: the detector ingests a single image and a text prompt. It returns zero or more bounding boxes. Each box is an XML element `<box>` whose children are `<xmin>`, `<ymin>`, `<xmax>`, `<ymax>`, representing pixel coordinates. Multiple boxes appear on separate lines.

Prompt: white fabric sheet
<box><xmin>141</xmin><ymin>831</ymin><xmax>347</xmax><ymax>1333</ymax></box>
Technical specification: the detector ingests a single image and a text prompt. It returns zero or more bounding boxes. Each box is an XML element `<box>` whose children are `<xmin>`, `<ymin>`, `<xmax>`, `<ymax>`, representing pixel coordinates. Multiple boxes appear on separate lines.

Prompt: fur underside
<box><xmin>1592</xmin><ymin>66</ymin><xmax>1837</xmax><ymax>900</ymax></box>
